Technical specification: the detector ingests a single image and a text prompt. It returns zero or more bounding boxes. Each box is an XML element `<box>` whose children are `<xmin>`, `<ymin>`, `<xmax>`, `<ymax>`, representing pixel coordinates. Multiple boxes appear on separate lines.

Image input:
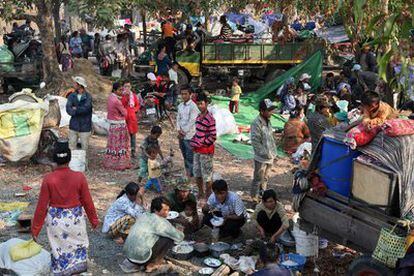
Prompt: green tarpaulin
<box><xmin>212</xmin><ymin>50</ymin><xmax>323</xmax><ymax>159</ymax></box>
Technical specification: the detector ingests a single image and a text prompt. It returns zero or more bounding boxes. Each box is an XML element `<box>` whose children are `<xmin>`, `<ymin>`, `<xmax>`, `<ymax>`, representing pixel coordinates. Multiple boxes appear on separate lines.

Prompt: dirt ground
<box><xmin>0</xmin><ymin>64</ymin><xmax>356</xmax><ymax>274</ymax></box>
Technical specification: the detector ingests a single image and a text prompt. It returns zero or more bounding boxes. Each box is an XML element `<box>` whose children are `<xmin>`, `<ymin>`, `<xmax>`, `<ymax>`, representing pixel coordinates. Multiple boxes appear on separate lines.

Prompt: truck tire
<box><xmin>265</xmin><ymin>69</ymin><xmax>286</xmax><ymax>83</ymax></box>
<box><xmin>348</xmin><ymin>255</ymin><xmax>394</xmax><ymax>276</ymax></box>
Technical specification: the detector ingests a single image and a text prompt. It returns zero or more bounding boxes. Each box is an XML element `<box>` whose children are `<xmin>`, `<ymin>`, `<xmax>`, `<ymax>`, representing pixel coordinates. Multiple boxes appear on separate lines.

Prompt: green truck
<box><xmin>175</xmin><ymin>39</ymin><xmax>325</xmax><ymax>84</ymax></box>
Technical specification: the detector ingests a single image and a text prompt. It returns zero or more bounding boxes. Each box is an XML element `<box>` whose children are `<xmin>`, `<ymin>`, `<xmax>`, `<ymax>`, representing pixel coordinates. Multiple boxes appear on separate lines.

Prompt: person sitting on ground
<box><xmin>282</xmin><ymin>107</ymin><xmax>310</xmax><ymax>155</ymax></box>
<box><xmin>295</xmin><ymin>85</ymin><xmax>307</xmax><ymax>107</ymax></box>
<box><xmin>144</xmin><ymin>146</ymin><xmax>163</xmax><ymax>193</ymax></box>
<box><xmin>252</xmin><ymin>242</ymin><xmax>291</xmax><ymax>276</ymax></box>
<box><xmin>202</xmin><ymin>179</ymin><xmax>247</xmax><ymax>238</ymax></box>
<box><xmin>123</xmin><ymin>196</ymin><xmax>184</xmax><ymax>273</ymax></box>
<box><xmin>282</xmin><ymin>86</ymin><xmax>296</xmax><ymax>114</ymax></box>
<box><xmin>361</xmin><ymin>91</ymin><xmax>399</xmax><ymax>129</ymax></box>
<box><xmin>229</xmin><ymin>77</ymin><xmax>242</xmax><ymax>114</ymax></box>
<box><xmin>166</xmin><ymin>178</ymin><xmax>197</xmax><ymax>213</ymax></box>
<box><xmin>323</xmin><ymin>72</ymin><xmax>336</xmax><ymax>91</ymax></box>
<box><xmin>138</xmin><ymin>125</ymin><xmax>164</xmax><ymax>183</ymax></box>
<box><xmin>336</xmin><ymin>82</ymin><xmax>352</xmax><ymax>100</ymax></box>
<box><xmin>252</xmin><ymin>189</ymin><xmax>289</xmax><ymax>244</ymax></box>
<box><xmin>307</xmin><ymin>99</ymin><xmax>332</xmax><ymax>151</ymax></box>
<box><xmin>166</xmin><ymin>179</ymin><xmax>199</xmax><ymax>235</ymax></box>
<box><xmin>277</xmin><ymin>77</ymin><xmax>295</xmax><ymax>110</ymax></box>
<box><xmin>179</xmin><ymin>200</ymin><xmax>200</xmax><ymax>236</ymax></box>
<box><xmin>102</xmin><ymin>182</ymin><xmax>146</xmax><ymax>244</ymax></box>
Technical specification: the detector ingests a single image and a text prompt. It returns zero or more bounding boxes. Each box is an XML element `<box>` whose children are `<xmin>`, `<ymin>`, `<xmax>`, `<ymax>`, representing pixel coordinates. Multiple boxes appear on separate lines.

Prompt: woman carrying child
<box><xmin>102</xmin><ymin>182</ymin><xmax>146</xmax><ymax>244</ymax></box>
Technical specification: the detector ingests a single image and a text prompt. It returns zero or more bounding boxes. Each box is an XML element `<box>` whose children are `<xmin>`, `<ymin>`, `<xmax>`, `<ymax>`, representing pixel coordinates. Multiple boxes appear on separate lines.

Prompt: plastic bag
<box><xmin>92</xmin><ymin>111</ymin><xmax>109</xmax><ymax>136</ymax></box>
<box><xmin>0</xmin><ymin>238</ymin><xmax>50</xmax><ymax>275</ymax></box>
<box><xmin>9</xmin><ymin>239</ymin><xmax>42</xmax><ymax>262</ymax></box>
<box><xmin>69</xmin><ymin>150</ymin><xmax>86</xmax><ymax>172</ymax></box>
<box><xmin>208</xmin><ymin>105</ymin><xmax>238</xmax><ymax>137</ymax></box>
<box><xmin>0</xmin><ymin>100</ymin><xmax>48</xmax><ymax>161</ymax></box>
<box><xmin>0</xmin><ymin>45</ymin><xmax>15</xmax><ymax>72</ymax></box>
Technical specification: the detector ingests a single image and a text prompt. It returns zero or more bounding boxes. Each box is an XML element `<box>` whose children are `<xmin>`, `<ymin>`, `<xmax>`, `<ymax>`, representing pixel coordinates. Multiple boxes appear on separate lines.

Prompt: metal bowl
<box><xmin>171</xmin><ymin>244</ymin><xmax>194</xmax><ymax>260</ymax></box>
<box><xmin>209</xmin><ymin>242</ymin><xmax>230</xmax><ymax>258</ymax></box>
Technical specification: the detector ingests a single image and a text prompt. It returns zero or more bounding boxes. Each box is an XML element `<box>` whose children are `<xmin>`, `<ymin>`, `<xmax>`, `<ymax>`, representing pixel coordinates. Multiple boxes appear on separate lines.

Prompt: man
<box><xmin>166</xmin><ymin>178</ymin><xmax>197</xmax><ymax>213</ymax></box>
<box><xmin>202</xmin><ymin>179</ymin><xmax>247</xmax><ymax>238</ymax></box>
<box><xmin>66</xmin><ymin>76</ymin><xmax>93</xmax><ymax>168</ymax></box>
<box><xmin>161</xmin><ymin>20</ymin><xmax>177</xmax><ymax>60</ymax></box>
<box><xmin>177</xmin><ymin>85</ymin><xmax>199</xmax><ymax>178</ymax></box>
<box><xmin>298</xmin><ymin>73</ymin><xmax>312</xmax><ymax>91</ymax></box>
<box><xmin>79</xmin><ymin>29</ymin><xmax>92</xmax><ymax>59</ymax></box>
<box><xmin>351</xmin><ymin>64</ymin><xmax>379</xmax><ymax>102</ymax></box>
<box><xmin>190</xmin><ymin>92</ymin><xmax>216</xmax><ymax>199</ymax></box>
<box><xmin>122</xmin><ymin>197</ymin><xmax>184</xmax><ymax>273</ymax></box>
<box><xmin>359</xmin><ymin>45</ymin><xmax>377</xmax><ymax>72</ymax></box>
<box><xmin>250</xmin><ymin>99</ymin><xmax>277</xmax><ymax>201</ymax></box>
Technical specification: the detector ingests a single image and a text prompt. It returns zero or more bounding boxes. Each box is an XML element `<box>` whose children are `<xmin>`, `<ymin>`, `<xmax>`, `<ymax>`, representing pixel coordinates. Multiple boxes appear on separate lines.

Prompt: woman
<box><xmin>122</xmin><ymin>197</ymin><xmax>184</xmax><ymax>273</ymax></box>
<box><xmin>57</xmin><ymin>36</ymin><xmax>72</xmax><ymax>72</ymax></box>
<box><xmin>121</xmin><ymin>81</ymin><xmax>140</xmax><ymax>157</ymax></box>
<box><xmin>69</xmin><ymin>31</ymin><xmax>83</xmax><ymax>58</ymax></box>
<box><xmin>104</xmin><ymin>82</ymin><xmax>131</xmax><ymax>170</ymax></box>
<box><xmin>31</xmin><ymin>141</ymin><xmax>99</xmax><ymax>276</ymax></box>
<box><xmin>156</xmin><ymin>44</ymin><xmax>171</xmax><ymax>76</ymax></box>
<box><xmin>282</xmin><ymin>107</ymin><xmax>310</xmax><ymax>154</ymax></box>
<box><xmin>252</xmin><ymin>189</ymin><xmax>289</xmax><ymax>244</ymax></box>
<box><xmin>102</xmin><ymin>182</ymin><xmax>145</xmax><ymax>244</ymax></box>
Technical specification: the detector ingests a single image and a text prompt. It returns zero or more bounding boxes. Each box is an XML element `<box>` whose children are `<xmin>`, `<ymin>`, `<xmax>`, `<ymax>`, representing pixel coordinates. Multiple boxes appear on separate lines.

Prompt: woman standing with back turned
<box><xmin>31</xmin><ymin>141</ymin><xmax>99</xmax><ymax>275</ymax></box>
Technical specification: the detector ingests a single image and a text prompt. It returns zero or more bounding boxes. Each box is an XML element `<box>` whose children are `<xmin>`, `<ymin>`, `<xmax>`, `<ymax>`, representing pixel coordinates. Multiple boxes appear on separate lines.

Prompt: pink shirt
<box><xmin>107</xmin><ymin>93</ymin><xmax>127</xmax><ymax>121</ymax></box>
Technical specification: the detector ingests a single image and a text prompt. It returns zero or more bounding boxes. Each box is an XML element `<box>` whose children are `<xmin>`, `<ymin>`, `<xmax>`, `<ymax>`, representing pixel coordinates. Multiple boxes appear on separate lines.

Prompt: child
<box><xmin>180</xmin><ymin>200</ymin><xmax>200</xmax><ymax>236</ymax></box>
<box><xmin>102</xmin><ymin>182</ymin><xmax>146</xmax><ymax>244</ymax></box>
<box><xmin>144</xmin><ymin>146</ymin><xmax>162</xmax><ymax>193</ymax></box>
<box><xmin>180</xmin><ymin>200</ymin><xmax>197</xmax><ymax>224</ymax></box>
<box><xmin>229</xmin><ymin>77</ymin><xmax>242</xmax><ymax>114</ymax></box>
<box><xmin>138</xmin><ymin>125</ymin><xmax>163</xmax><ymax>183</ymax></box>
<box><xmin>361</xmin><ymin>91</ymin><xmax>399</xmax><ymax>129</ymax></box>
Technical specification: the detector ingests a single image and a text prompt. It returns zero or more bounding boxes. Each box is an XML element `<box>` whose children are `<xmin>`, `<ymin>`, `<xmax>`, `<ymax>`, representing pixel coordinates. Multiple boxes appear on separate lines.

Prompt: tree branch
<box><xmin>11</xmin><ymin>13</ymin><xmax>38</xmax><ymax>23</ymax></box>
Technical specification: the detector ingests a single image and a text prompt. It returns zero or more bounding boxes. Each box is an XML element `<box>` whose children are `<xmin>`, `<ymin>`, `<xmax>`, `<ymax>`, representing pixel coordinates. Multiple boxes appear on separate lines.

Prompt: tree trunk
<box><xmin>52</xmin><ymin>0</ymin><xmax>62</xmax><ymax>42</ymax></box>
<box><xmin>34</xmin><ymin>0</ymin><xmax>65</xmax><ymax>93</ymax></box>
<box><xmin>142</xmin><ymin>11</ymin><xmax>147</xmax><ymax>50</ymax></box>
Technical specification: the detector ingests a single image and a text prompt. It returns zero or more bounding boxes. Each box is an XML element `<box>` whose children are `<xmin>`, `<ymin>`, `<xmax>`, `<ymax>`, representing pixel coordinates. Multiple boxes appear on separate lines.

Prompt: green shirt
<box><xmin>166</xmin><ymin>192</ymin><xmax>197</xmax><ymax>213</ymax></box>
<box><xmin>123</xmin><ymin>213</ymin><xmax>184</xmax><ymax>263</ymax></box>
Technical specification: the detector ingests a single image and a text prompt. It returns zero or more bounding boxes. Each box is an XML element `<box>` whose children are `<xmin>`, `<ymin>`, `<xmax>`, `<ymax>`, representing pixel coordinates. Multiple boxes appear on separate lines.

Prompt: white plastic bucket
<box><xmin>69</xmin><ymin>150</ymin><xmax>86</xmax><ymax>172</ymax></box>
<box><xmin>292</xmin><ymin>225</ymin><xmax>319</xmax><ymax>257</ymax></box>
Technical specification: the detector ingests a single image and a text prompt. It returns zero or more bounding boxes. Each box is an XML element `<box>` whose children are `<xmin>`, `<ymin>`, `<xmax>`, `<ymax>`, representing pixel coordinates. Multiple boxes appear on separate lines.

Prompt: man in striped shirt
<box><xmin>190</xmin><ymin>92</ymin><xmax>216</xmax><ymax>199</ymax></box>
<box><xmin>218</xmin><ymin>15</ymin><xmax>233</xmax><ymax>40</ymax></box>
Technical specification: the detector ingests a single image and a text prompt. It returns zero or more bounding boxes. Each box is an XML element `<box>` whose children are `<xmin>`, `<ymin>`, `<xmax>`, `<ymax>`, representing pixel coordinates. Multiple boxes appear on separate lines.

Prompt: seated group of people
<box><xmin>279</xmin><ymin>70</ymin><xmax>400</xmax><ymax>156</ymax></box>
<box><xmin>103</xmin><ymin>178</ymin><xmax>289</xmax><ymax>273</ymax></box>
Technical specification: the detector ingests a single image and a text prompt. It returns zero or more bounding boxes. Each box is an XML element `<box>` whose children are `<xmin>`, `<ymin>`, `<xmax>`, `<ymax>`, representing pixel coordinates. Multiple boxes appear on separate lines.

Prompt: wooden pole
<box><xmin>142</xmin><ymin>11</ymin><xmax>147</xmax><ymax>50</ymax></box>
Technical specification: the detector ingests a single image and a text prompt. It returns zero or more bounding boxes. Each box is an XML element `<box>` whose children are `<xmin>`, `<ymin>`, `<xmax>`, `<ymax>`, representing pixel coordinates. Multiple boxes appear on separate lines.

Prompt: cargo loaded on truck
<box><xmin>294</xmin><ymin>128</ymin><xmax>414</xmax><ymax>275</ymax></box>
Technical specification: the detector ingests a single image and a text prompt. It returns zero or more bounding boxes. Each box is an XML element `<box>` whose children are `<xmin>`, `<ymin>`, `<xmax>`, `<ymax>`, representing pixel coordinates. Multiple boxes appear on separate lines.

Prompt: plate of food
<box><xmin>203</xmin><ymin>257</ymin><xmax>221</xmax><ymax>268</ymax></box>
<box><xmin>167</xmin><ymin>211</ymin><xmax>179</xmax><ymax>220</ymax></box>
<box><xmin>198</xmin><ymin>267</ymin><xmax>215</xmax><ymax>275</ymax></box>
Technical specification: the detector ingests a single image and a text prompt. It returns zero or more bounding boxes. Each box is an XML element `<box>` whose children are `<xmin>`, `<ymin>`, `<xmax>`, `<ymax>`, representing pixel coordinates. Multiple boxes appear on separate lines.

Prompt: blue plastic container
<box><xmin>319</xmin><ymin>137</ymin><xmax>361</xmax><ymax>197</ymax></box>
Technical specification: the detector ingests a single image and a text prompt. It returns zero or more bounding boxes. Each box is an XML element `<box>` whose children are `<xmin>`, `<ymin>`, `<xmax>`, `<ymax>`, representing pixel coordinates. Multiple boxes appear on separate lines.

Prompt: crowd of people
<box><xmin>27</xmin><ymin>69</ymin><xmax>299</xmax><ymax>274</ymax></box>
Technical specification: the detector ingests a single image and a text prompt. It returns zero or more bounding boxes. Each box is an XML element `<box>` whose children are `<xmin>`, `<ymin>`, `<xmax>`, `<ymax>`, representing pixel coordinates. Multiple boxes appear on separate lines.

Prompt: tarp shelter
<box><xmin>212</xmin><ymin>50</ymin><xmax>324</xmax><ymax>159</ymax></box>
<box><xmin>315</xmin><ymin>25</ymin><xmax>349</xmax><ymax>44</ymax></box>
